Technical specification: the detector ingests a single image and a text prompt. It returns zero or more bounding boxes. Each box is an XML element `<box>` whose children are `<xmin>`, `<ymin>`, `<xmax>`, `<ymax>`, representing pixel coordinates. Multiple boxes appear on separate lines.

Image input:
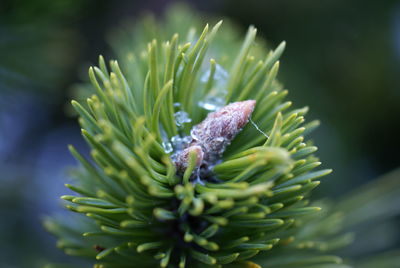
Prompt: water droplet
<box><xmin>190</xmin><ymin>129</ymin><xmax>199</xmax><ymax>140</ymax></box>
<box><xmin>171</xmin><ymin>135</ymin><xmax>182</xmax><ymax>147</ymax></box>
<box><xmin>174</xmin><ymin>110</ymin><xmax>192</xmax><ymax>127</ymax></box>
<box><xmin>183</xmin><ymin>136</ymin><xmax>192</xmax><ymax>144</ymax></box>
<box><xmin>215</xmin><ymin>64</ymin><xmax>229</xmax><ymax>85</ymax></box>
<box><xmin>193</xmin><ymin>168</ymin><xmax>204</xmax><ymax>185</ymax></box>
<box><xmin>160</xmin><ymin>126</ymin><xmax>174</xmax><ymax>154</ymax></box>
<box><xmin>162</xmin><ymin>141</ymin><xmax>173</xmax><ymax>153</ymax></box>
<box><xmin>198</xmin><ymin>96</ymin><xmax>226</xmax><ymax>111</ymax></box>
<box><xmin>201</xmin><ymin>64</ymin><xmax>229</xmax><ymax>87</ymax></box>
<box><xmin>199</xmin><ymin>64</ymin><xmax>229</xmax><ymax>111</ymax></box>
<box><xmin>171</xmin><ymin>135</ymin><xmax>192</xmax><ymax>151</ymax></box>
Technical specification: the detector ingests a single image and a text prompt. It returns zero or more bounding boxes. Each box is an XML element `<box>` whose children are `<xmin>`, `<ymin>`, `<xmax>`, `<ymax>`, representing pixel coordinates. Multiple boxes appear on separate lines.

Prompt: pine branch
<box><xmin>44</xmin><ymin>4</ymin><xmax>349</xmax><ymax>268</ymax></box>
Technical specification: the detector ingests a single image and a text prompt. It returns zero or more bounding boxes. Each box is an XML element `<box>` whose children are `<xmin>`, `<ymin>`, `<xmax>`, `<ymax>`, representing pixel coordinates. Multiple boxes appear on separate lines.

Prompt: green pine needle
<box><xmin>43</xmin><ymin>4</ymin><xmax>355</xmax><ymax>268</ymax></box>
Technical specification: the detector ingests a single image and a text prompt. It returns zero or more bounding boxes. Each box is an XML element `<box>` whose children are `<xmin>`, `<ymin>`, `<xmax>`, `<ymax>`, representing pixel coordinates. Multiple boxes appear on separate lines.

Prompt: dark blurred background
<box><xmin>1</xmin><ymin>0</ymin><xmax>399</xmax><ymax>267</ymax></box>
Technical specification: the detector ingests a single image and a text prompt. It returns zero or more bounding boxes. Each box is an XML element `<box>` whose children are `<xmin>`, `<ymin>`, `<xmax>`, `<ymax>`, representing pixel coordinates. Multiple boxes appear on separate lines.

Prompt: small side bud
<box><xmin>174</xmin><ymin>145</ymin><xmax>204</xmax><ymax>173</ymax></box>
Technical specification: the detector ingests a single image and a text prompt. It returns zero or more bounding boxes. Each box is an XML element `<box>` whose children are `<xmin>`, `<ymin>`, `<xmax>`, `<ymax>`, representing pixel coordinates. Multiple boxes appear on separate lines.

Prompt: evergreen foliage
<box><xmin>45</xmin><ymin>5</ymin><xmax>400</xmax><ymax>268</ymax></box>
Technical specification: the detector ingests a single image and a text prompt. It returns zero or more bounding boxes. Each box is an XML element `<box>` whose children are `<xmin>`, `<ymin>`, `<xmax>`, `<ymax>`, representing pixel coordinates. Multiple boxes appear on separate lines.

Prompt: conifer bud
<box><xmin>174</xmin><ymin>100</ymin><xmax>256</xmax><ymax>174</ymax></box>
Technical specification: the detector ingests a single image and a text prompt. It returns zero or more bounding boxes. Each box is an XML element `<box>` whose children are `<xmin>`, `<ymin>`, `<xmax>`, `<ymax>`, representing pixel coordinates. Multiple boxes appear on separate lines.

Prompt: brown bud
<box><xmin>173</xmin><ymin>100</ymin><xmax>256</xmax><ymax>178</ymax></box>
<box><xmin>191</xmin><ymin>100</ymin><xmax>256</xmax><ymax>163</ymax></box>
<box><xmin>173</xmin><ymin>145</ymin><xmax>204</xmax><ymax>173</ymax></box>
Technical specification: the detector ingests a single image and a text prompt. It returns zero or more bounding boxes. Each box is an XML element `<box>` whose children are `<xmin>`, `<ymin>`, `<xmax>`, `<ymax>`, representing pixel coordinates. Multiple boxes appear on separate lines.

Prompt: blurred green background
<box><xmin>0</xmin><ymin>0</ymin><xmax>399</xmax><ymax>267</ymax></box>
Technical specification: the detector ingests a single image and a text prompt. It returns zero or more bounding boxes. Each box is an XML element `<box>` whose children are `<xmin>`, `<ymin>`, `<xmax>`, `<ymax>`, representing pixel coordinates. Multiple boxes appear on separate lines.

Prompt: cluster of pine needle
<box><xmin>43</xmin><ymin>5</ymin><xmax>376</xmax><ymax>268</ymax></box>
